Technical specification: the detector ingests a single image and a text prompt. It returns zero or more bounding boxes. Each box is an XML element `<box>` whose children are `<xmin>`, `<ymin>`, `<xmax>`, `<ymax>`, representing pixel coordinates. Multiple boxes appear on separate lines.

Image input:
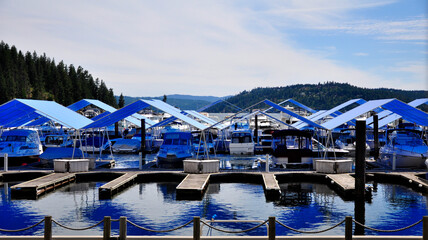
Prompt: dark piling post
<box><xmin>268</xmin><ymin>216</ymin><xmax>276</xmax><ymax>240</ymax></box>
<box><xmin>423</xmin><ymin>216</ymin><xmax>428</xmax><ymax>240</ymax></box>
<box><xmin>44</xmin><ymin>216</ymin><xmax>52</xmax><ymax>240</ymax></box>
<box><xmin>254</xmin><ymin>115</ymin><xmax>258</xmax><ymax>145</ymax></box>
<box><xmin>373</xmin><ymin>114</ymin><xmax>379</xmax><ymax>159</ymax></box>
<box><xmin>119</xmin><ymin>216</ymin><xmax>127</xmax><ymax>240</ymax></box>
<box><xmin>345</xmin><ymin>216</ymin><xmax>352</xmax><ymax>240</ymax></box>
<box><xmin>103</xmin><ymin>216</ymin><xmax>111</xmax><ymax>240</ymax></box>
<box><xmin>141</xmin><ymin>119</ymin><xmax>146</xmax><ymax>155</ymax></box>
<box><xmin>193</xmin><ymin>217</ymin><xmax>200</xmax><ymax>240</ymax></box>
<box><xmin>115</xmin><ymin>122</ymin><xmax>119</xmax><ymax>138</ymax></box>
<box><xmin>355</xmin><ymin>120</ymin><xmax>366</xmax><ymax>235</ymax></box>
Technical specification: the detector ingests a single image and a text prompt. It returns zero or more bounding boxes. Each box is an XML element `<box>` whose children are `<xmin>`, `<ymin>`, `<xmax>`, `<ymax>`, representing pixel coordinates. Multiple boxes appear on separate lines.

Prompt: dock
<box><xmin>326</xmin><ymin>173</ymin><xmax>355</xmax><ymax>197</ymax></box>
<box><xmin>176</xmin><ymin>174</ymin><xmax>210</xmax><ymax>200</ymax></box>
<box><xmin>11</xmin><ymin>173</ymin><xmax>76</xmax><ymax>199</ymax></box>
<box><xmin>98</xmin><ymin>172</ymin><xmax>139</xmax><ymax>199</ymax></box>
<box><xmin>262</xmin><ymin>173</ymin><xmax>281</xmax><ymax>200</ymax></box>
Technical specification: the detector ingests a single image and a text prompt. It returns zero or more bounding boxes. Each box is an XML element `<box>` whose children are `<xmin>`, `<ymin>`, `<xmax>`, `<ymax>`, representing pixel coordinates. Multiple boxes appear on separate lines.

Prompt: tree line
<box><xmin>0</xmin><ymin>41</ymin><xmax>118</xmax><ymax>107</ymax></box>
<box><xmin>206</xmin><ymin>82</ymin><xmax>428</xmax><ymax>112</ymax></box>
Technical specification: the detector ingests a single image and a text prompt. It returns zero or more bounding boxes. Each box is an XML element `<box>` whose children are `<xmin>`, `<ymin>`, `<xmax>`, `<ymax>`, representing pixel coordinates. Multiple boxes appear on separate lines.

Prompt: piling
<box><xmin>254</xmin><ymin>115</ymin><xmax>258</xmax><ymax>145</ymax></box>
<box><xmin>44</xmin><ymin>216</ymin><xmax>52</xmax><ymax>240</ymax></box>
<box><xmin>193</xmin><ymin>217</ymin><xmax>200</xmax><ymax>240</ymax></box>
<box><xmin>115</xmin><ymin>122</ymin><xmax>119</xmax><ymax>138</ymax></box>
<box><xmin>268</xmin><ymin>216</ymin><xmax>276</xmax><ymax>240</ymax></box>
<box><xmin>103</xmin><ymin>216</ymin><xmax>111</xmax><ymax>240</ymax></box>
<box><xmin>119</xmin><ymin>216</ymin><xmax>127</xmax><ymax>240</ymax></box>
<box><xmin>355</xmin><ymin>120</ymin><xmax>366</xmax><ymax>198</ymax></box>
<box><xmin>3</xmin><ymin>153</ymin><xmax>7</xmax><ymax>172</ymax></box>
<box><xmin>373</xmin><ymin>114</ymin><xmax>379</xmax><ymax>159</ymax></box>
<box><xmin>424</xmin><ymin>216</ymin><xmax>428</xmax><ymax>240</ymax></box>
<box><xmin>141</xmin><ymin>119</ymin><xmax>146</xmax><ymax>154</ymax></box>
<box><xmin>345</xmin><ymin>216</ymin><xmax>352</xmax><ymax>240</ymax></box>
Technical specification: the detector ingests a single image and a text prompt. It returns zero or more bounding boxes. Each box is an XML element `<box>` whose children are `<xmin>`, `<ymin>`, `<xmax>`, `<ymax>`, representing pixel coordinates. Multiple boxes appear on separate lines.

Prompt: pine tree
<box><xmin>118</xmin><ymin>93</ymin><xmax>125</xmax><ymax>108</ymax></box>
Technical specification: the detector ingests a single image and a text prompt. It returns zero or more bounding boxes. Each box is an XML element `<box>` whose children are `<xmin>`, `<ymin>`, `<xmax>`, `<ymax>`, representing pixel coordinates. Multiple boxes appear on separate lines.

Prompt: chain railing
<box><xmin>0</xmin><ymin>215</ymin><xmax>426</xmax><ymax>240</ymax></box>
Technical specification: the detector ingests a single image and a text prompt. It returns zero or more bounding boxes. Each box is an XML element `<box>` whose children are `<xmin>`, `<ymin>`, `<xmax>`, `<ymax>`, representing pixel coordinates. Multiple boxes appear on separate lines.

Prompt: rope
<box><xmin>276</xmin><ymin>219</ymin><xmax>346</xmax><ymax>234</ymax></box>
<box><xmin>127</xmin><ymin>219</ymin><xmax>193</xmax><ymax>233</ymax></box>
<box><xmin>0</xmin><ymin>219</ymin><xmax>45</xmax><ymax>232</ymax></box>
<box><xmin>111</xmin><ymin>219</ymin><xmax>120</xmax><ymax>222</ymax></box>
<box><xmin>52</xmin><ymin>219</ymin><xmax>104</xmax><ymax>231</ymax></box>
<box><xmin>200</xmin><ymin>220</ymin><xmax>268</xmax><ymax>234</ymax></box>
<box><xmin>353</xmin><ymin>218</ymin><xmax>423</xmax><ymax>233</ymax></box>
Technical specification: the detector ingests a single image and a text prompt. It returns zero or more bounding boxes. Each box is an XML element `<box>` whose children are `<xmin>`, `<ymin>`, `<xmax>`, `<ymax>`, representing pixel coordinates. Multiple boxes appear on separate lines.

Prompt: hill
<box><xmin>206</xmin><ymin>82</ymin><xmax>428</xmax><ymax>112</ymax></box>
<box><xmin>0</xmin><ymin>42</ymin><xmax>117</xmax><ymax>107</ymax></box>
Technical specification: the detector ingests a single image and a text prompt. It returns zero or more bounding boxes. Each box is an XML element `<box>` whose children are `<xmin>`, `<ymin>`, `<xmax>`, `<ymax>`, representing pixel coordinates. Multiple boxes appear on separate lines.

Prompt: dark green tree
<box><xmin>118</xmin><ymin>93</ymin><xmax>125</xmax><ymax>108</ymax></box>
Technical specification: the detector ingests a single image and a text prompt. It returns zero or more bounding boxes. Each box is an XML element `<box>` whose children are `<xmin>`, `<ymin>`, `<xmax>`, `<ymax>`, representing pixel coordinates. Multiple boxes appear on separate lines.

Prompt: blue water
<box><xmin>0</xmin><ymin>154</ymin><xmax>427</xmax><ymax>237</ymax></box>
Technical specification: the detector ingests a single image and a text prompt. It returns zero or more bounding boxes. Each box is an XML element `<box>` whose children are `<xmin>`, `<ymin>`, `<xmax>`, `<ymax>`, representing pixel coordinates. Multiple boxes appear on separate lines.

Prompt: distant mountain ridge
<box><xmin>205</xmin><ymin>82</ymin><xmax>428</xmax><ymax>112</ymax></box>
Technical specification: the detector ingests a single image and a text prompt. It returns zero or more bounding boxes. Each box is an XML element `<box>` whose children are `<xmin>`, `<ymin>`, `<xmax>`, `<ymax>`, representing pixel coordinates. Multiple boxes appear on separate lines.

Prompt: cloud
<box><xmin>354</xmin><ymin>52</ymin><xmax>369</xmax><ymax>56</ymax></box>
<box><xmin>0</xmin><ymin>0</ymin><xmax>425</xmax><ymax>97</ymax></box>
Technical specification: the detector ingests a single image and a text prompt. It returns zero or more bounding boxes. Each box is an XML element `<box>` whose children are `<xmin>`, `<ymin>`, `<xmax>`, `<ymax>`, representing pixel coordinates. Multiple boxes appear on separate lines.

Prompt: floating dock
<box><xmin>327</xmin><ymin>173</ymin><xmax>355</xmax><ymax>196</ymax></box>
<box><xmin>262</xmin><ymin>173</ymin><xmax>281</xmax><ymax>200</ymax></box>
<box><xmin>98</xmin><ymin>172</ymin><xmax>139</xmax><ymax>199</ymax></box>
<box><xmin>176</xmin><ymin>173</ymin><xmax>210</xmax><ymax>200</ymax></box>
<box><xmin>11</xmin><ymin>172</ymin><xmax>76</xmax><ymax>199</ymax></box>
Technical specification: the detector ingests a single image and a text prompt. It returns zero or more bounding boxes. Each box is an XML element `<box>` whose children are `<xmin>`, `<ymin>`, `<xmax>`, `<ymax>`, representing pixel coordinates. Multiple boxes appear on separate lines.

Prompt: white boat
<box><xmin>0</xmin><ymin>129</ymin><xmax>43</xmax><ymax>165</ymax></box>
<box><xmin>271</xmin><ymin>129</ymin><xmax>313</xmax><ymax>167</ymax></box>
<box><xmin>229</xmin><ymin>129</ymin><xmax>255</xmax><ymax>155</ymax></box>
<box><xmin>379</xmin><ymin>129</ymin><xmax>428</xmax><ymax>168</ymax></box>
<box><xmin>107</xmin><ymin>138</ymin><xmax>141</xmax><ymax>153</ymax></box>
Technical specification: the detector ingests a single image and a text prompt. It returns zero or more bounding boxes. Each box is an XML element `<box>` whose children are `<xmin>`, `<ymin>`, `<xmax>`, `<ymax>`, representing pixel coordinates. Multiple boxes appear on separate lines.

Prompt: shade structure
<box><xmin>321</xmin><ymin>99</ymin><xmax>428</xmax><ymax>130</ymax></box>
<box><xmin>292</xmin><ymin>98</ymin><xmax>366</xmax><ymax>129</ymax></box>
<box><xmin>0</xmin><ymin>99</ymin><xmax>93</xmax><ymax>129</ymax></box>
<box><xmin>263</xmin><ymin>99</ymin><xmax>325</xmax><ymax>129</ymax></box>
<box><xmin>83</xmin><ymin>99</ymin><xmax>208</xmax><ymax>130</ymax></box>
<box><xmin>68</xmin><ymin>99</ymin><xmax>155</xmax><ymax>127</ymax></box>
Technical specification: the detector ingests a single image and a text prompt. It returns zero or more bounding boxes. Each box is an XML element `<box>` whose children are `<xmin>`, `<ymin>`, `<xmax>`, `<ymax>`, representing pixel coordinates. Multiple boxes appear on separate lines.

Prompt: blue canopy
<box><xmin>292</xmin><ymin>99</ymin><xmax>366</xmax><ymax>129</ymax></box>
<box><xmin>0</xmin><ymin>99</ymin><xmax>93</xmax><ymax>129</ymax></box>
<box><xmin>83</xmin><ymin>99</ymin><xmax>208</xmax><ymax>130</ymax></box>
<box><xmin>263</xmin><ymin>100</ymin><xmax>325</xmax><ymax>129</ymax></box>
<box><xmin>321</xmin><ymin>99</ymin><xmax>428</xmax><ymax>130</ymax></box>
<box><xmin>68</xmin><ymin>99</ymin><xmax>155</xmax><ymax>127</ymax></box>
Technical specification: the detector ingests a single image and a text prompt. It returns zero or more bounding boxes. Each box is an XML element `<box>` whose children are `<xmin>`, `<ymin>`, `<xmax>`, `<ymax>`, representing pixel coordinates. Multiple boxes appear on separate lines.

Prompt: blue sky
<box><xmin>0</xmin><ymin>0</ymin><xmax>426</xmax><ymax>97</ymax></box>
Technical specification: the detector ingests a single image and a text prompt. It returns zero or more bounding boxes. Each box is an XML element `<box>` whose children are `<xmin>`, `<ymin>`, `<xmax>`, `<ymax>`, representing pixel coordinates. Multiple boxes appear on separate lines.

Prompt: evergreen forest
<box><xmin>0</xmin><ymin>42</ymin><xmax>117</xmax><ymax>107</ymax></box>
<box><xmin>206</xmin><ymin>82</ymin><xmax>428</xmax><ymax>112</ymax></box>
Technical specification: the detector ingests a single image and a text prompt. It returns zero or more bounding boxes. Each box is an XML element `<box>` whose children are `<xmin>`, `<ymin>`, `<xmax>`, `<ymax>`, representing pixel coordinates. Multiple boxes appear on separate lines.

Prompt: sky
<box><xmin>0</xmin><ymin>0</ymin><xmax>427</xmax><ymax>97</ymax></box>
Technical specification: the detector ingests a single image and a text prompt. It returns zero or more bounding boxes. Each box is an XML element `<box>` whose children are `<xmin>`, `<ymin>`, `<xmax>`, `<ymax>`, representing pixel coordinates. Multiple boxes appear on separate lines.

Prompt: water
<box><xmin>0</xmin><ymin>154</ymin><xmax>427</xmax><ymax>237</ymax></box>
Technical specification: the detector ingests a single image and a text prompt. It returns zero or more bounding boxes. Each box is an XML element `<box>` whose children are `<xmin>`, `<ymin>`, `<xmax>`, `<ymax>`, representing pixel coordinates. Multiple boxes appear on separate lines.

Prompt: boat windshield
<box><xmin>163</xmin><ymin>138</ymin><xmax>189</xmax><ymax>145</ymax></box>
<box><xmin>231</xmin><ymin>132</ymin><xmax>252</xmax><ymax>143</ymax></box>
<box><xmin>1</xmin><ymin>135</ymin><xmax>28</xmax><ymax>142</ymax></box>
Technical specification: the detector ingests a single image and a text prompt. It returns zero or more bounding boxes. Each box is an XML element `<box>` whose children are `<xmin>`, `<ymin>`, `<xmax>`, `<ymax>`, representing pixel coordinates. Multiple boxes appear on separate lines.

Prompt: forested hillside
<box><xmin>0</xmin><ymin>42</ymin><xmax>117</xmax><ymax>107</ymax></box>
<box><xmin>206</xmin><ymin>82</ymin><xmax>428</xmax><ymax>112</ymax></box>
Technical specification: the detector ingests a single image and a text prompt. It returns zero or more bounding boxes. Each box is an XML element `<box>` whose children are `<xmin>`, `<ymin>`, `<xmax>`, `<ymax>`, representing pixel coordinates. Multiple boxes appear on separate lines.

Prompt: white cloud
<box><xmin>354</xmin><ymin>52</ymin><xmax>369</xmax><ymax>56</ymax></box>
<box><xmin>0</xmin><ymin>0</ymin><xmax>426</xmax><ymax>97</ymax></box>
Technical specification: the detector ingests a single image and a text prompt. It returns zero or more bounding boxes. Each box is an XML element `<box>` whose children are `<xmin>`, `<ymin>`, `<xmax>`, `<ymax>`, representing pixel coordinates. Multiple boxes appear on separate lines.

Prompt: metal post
<box><xmin>44</xmin><ymin>216</ymin><xmax>52</xmax><ymax>240</ymax></box>
<box><xmin>141</xmin><ymin>119</ymin><xmax>146</xmax><ymax>154</ymax></box>
<box><xmin>115</xmin><ymin>122</ymin><xmax>119</xmax><ymax>138</ymax></box>
<box><xmin>345</xmin><ymin>216</ymin><xmax>353</xmax><ymax>240</ymax></box>
<box><xmin>265</xmin><ymin>154</ymin><xmax>269</xmax><ymax>172</ymax></box>
<box><xmin>139</xmin><ymin>152</ymin><xmax>143</xmax><ymax>170</ymax></box>
<box><xmin>254</xmin><ymin>115</ymin><xmax>258</xmax><ymax>145</ymax></box>
<box><xmin>392</xmin><ymin>152</ymin><xmax>396</xmax><ymax>171</ymax></box>
<box><xmin>355</xmin><ymin>120</ymin><xmax>366</xmax><ymax>199</ymax></box>
<box><xmin>103</xmin><ymin>216</ymin><xmax>111</xmax><ymax>240</ymax></box>
<box><xmin>3</xmin><ymin>153</ymin><xmax>7</xmax><ymax>172</ymax></box>
<box><xmin>423</xmin><ymin>216</ymin><xmax>428</xmax><ymax>240</ymax></box>
<box><xmin>373</xmin><ymin>114</ymin><xmax>379</xmax><ymax>159</ymax></box>
<box><xmin>268</xmin><ymin>216</ymin><xmax>275</xmax><ymax>240</ymax></box>
<box><xmin>193</xmin><ymin>217</ymin><xmax>200</xmax><ymax>240</ymax></box>
<box><xmin>119</xmin><ymin>216</ymin><xmax>127</xmax><ymax>240</ymax></box>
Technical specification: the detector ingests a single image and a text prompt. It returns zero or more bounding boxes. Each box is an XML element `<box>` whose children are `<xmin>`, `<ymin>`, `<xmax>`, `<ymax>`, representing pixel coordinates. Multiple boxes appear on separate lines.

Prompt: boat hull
<box><xmin>229</xmin><ymin>143</ymin><xmax>254</xmax><ymax>155</ymax></box>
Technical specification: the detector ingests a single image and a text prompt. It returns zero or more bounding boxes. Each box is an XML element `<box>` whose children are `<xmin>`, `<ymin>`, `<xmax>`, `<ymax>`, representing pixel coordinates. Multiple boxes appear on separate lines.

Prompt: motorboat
<box><xmin>156</xmin><ymin>131</ymin><xmax>194</xmax><ymax>168</ymax></box>
<box><xmin>271</xmin><ymin>129</ymin><xmax>313</xmax><ymax>167</ymax></box>
<box><xmin>335</xmin><ymin>129</ymin><xmax>370</xmax><ymax>156</ymax></box>
<box><xmin>43</xmin><ymin>134</ymin><xmax>74</xmax><ymax>149</ymax></box>
<box><xmin>379</xmin><ymin>129</ymin><xmax>428</xmax><ymax>168</ymax></box>
<box><xmin>106</xmin><ymin>138</ymin><xmax>141</xmax><ymax>153</ymax></box>
<box><xmin>312</xmin><ymin>138</ymin><xmax>349</xmax><ymax>158</ymax></box>
<box><xmin>0</xmin><ymin>129</ymin><xmax>43</xmax><ymax>165</ymax></box>
<box><xmin>229</xmin><ymin>129</ymin><xmax>255</xmax><ymax>155</ymax></box>
<box><xmin>131</xmin><ymin>133</ymin><xmax>163</xmax><ymax>153</ymax></box>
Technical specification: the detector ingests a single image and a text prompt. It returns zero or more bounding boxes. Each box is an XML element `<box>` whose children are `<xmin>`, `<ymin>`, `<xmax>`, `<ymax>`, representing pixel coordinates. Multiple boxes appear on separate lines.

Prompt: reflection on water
<box><xmin>0</xmin><ymin>180</ymin><xmax>426</xmax><ymax>236</ymax></box>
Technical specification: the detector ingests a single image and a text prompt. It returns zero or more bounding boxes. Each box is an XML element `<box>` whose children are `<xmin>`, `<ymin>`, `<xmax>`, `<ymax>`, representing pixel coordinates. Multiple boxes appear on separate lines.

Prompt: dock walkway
<box><xmin>11</xmin><ymin>173</ymin><xmax>76</xmax><ymax>199</ymax></box>
<box><xmin>262</xmin><ymin>173</ymin><xmax>281</xmax><ymax>199</ymax></box>
<box><xmin>176</xmin><ymin>174</ymin><xmax>210</xmax><ymax>199</ymax></box>
<box><xmin>99</xmin><ymin>172</ymin><xmax>139</xmax><ymax>199</ymax></box>
<box><xmin>327</xmin><ymin>173</ymin><xmax>355</xmax><ymax>196</ymax></box>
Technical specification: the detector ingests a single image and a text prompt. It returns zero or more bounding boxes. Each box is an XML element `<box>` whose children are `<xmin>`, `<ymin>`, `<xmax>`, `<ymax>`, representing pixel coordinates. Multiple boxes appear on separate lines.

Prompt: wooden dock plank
<box><xmin>177</xmin><ymin>174</ymin><xmax>210</xmax><ymax>191</ymax></box>
<box><xmin>327</xmin><ymin>174</ymin><xmax>355</xmax><ymax>191</ymax></box>
<box><xmin>11</xmin><ymin>173</ymin><xmax>76</xmax><ymax>199</ymax></box>
<box><xmin>99</xmin><ymin>172</ymin><xmax>139</xmax><ymax>199</ymax></box>
<box><xmin>262</xmin><ymin>173</ymin><xmax>280</xmax><ymax>191</ymax></box>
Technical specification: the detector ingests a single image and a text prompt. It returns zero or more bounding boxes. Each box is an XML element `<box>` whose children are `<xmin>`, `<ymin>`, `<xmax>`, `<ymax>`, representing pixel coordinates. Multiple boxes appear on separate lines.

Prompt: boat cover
<box><xmin>0</xmin><ymin>99</ymin><xmax>93</xmax><ymax>129</ymax></box>
<box><xmin>321</xmin><ymin>99</ymin><xmax>428</xmax><ymax>130</ymax></box>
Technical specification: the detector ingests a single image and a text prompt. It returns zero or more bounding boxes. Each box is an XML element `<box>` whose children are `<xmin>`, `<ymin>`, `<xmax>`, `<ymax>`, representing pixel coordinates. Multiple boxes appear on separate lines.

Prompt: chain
<box><xmin>353</xmin><ymin>218</ymin><xmax>423</xmax><ymax>232</ymax></box>
<box><xmin>0</xmin><ymin>219</ymin><xmax>44</xmax><ymax>232</ymax></box>
<box><xmin>200</xmin><ymin>220</ymin><xmax>268</xmax><ymax>234</ymax></box>
<box><xmin>52</xmin><ymin>219</ymin><xmax>104</xmax><ymax>231</ymax></box>
<box><xmin>276</xmin><ymin>219</ymin><xmax>346</xmax><ymax>234</ymax></box>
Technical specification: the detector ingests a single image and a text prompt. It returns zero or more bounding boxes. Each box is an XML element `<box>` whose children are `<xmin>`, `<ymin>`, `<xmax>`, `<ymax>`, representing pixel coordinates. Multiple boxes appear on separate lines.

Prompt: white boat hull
<box><xmin>229</xmin><ymin>143</ymin><xmax>254</xmax><ymax>155</ymax></box>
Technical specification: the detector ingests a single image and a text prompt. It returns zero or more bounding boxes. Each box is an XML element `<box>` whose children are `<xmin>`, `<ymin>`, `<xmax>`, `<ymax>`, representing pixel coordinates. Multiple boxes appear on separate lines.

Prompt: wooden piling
<box><xmin>44</xmin><ymin>216</ymin><xmax>52</xmax><ymax>240</ymax></box>
<box><xmin>373</xmin><ymin>114</ymin><xmax>379</xmax><ymax>159</ymax></box>
<box><xmin>254</xmin><ymin>115</ymin><xmax>258</xmax><ymax>145</ymax></box>
<box><xmin>355</xmin><ymin>120</ymin><xmax>366</xmax><ymax>198</ymax></box>
<box><xmin>268</xmin><ymin>216</ymin><xmax>276</xmax><ymax>240</ymax></box>
<box><xmin>141</xmin><ymin>119</ymin><xmax>146</xmax><ymax>154</ymax></box>
<box><xmin>423</xmin><ymin>216</ymin><xmax>428</xmax><ymax>240</ymax></box>
<box><xmin>103</xmin><ymin>216</ymin><xmax>111</xmax><ymax>240</ymax></box>
<box><xmin>193</xmin><ymin>217</ymin><xmax>200</xmax><ymax>240</ymax></box>
<box><xmin>119</xmin><ymin>216</ymin><xmax>127</xmax><ymax>240</ymax></box>
<box><xmin>345</xmin><ymin>216</ymin><xmax>352</xmax><ymax>240</ymax></box>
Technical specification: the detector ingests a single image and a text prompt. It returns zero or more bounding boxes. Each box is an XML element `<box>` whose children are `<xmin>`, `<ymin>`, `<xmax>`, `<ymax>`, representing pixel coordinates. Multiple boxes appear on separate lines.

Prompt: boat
<box><xmin>229</xmin><ymin>129</ymin><xmax>255</xmax><ymax>155</ymax></box>
<box><xmin>43</xmin><ymin>134</ymin><xmax>74</xmax><ymax>149</ymax></box>
<box><xmin>379</xmin><ymin>129</ymin><xmax>428</xmax><ymax>168</ymax></box>
<box><xmin>334</xmin><ymin>129</ymin><xmax>370</xmax><ymax>156</ymax></box>
<box><xmin>0</xmin><ymin>129</ymin><xmax>43</xmax><ymax>166</ymax></box>
<box><xmin>156</xmin><ymin>131</ymin><xmax>194</xmax><ymax>168</ymax></box>
<box><xmin>271</xmin><ymin>129</ymin><xmax>313</xmax><ymax>167</ymax></box>
<box><xmin>105</xmin><ymin>138</ymin><xmax>141</xmax><ymax>153</ymax></box>
<box><xmin>131</xmin><ymin>133</ymin><xmax>163</xmax><ymax>153</ymax></box>
<box><xmin>312</xmin><ymin>138</ymin><xmax>349</xmax><ymax>158</ymax></box>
